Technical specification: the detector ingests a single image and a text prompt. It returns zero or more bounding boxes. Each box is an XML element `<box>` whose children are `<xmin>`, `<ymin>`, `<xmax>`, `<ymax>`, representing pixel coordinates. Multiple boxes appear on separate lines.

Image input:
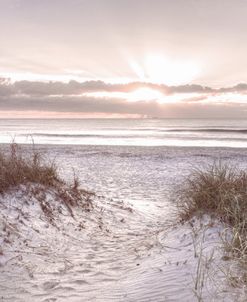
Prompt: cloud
<box><xmin>1</xmin><ymin>78</ymin><xmax>247</xmax><ymax>97</ymax></box>
<box><xmin>1</xmin><ymin>80</ymin><xmax>169</xmax><ymax>96</ymax></box>
<box><xmin>0</xmin><ymin>94</ymin><xmax>246</xmax><ymax>118</ymax></box>
<box><xmin>1</xmin><ymin>77</ymin><xmax>247</xmax><ymax>118</ymax></box>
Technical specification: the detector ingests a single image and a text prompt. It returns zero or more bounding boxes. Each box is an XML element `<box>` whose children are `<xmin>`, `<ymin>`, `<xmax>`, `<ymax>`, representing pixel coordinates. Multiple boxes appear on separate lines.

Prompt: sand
<box><xmin>1</xmin><ymin>144</ymin><xmax>247</xmax><ymax>301</ymax></box>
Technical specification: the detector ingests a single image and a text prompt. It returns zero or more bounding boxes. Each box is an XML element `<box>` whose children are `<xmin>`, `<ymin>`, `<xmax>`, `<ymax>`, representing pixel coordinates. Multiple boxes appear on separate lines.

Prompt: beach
<box><xmin>1</xmin><ymin>142</ymin><xmax>247</xmax><ymax>301</ymax></box>
<box><xmin>2</xmin><ymin>0</ymin><xmax>247</xmax><ymax>300</ymax></box>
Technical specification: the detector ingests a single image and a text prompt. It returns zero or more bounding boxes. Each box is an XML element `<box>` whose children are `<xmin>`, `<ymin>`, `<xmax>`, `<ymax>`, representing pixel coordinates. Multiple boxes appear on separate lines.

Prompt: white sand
<box><xmin>1</xmin><ymin>145</ymin><xmax>247</xmax><ymax>301</ymax></box>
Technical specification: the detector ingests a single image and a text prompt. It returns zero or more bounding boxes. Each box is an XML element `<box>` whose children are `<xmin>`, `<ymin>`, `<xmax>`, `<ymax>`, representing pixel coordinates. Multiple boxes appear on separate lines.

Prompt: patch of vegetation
<box><xmin>178</xmin><ymin>162</ymin><xmax>247</xmax><ymax>287</ymax></box>
<box><xmin>0</xmin><ymin>143</ymin><xmax>61</xmax><ymax>192</ymax></box>
<box><xmin>0</xmin><ymin>143</ymin><xmax>93</xmax><ymax>218</ymax></box>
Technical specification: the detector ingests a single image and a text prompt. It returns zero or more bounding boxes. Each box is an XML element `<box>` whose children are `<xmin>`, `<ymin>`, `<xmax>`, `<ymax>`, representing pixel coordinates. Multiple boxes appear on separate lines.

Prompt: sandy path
<box><xmin>1</xmin><ymin>145</ymin><xmax>247</xmax><ymax>301</ymax></box>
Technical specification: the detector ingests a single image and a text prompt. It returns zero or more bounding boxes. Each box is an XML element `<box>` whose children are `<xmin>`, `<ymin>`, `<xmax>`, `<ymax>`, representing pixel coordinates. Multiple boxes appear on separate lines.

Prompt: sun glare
<box><xmin>126</xmin><ymin>88</ymin><xmax>164</xmax><ymax>102</ymax></box>
<box><xmin>84</xmin><ymin>88</ymin><xmax>201</xmax><ymax>104</ymax></box>
<box><xmin>129</xmin><ymin>54</ymin><xmax>200</xmax><ymax>85</ymax></box>
<box><xmin>84</xmin><ymin>88</ymin><xmax>164</xmax><ymax>102</ymax></box>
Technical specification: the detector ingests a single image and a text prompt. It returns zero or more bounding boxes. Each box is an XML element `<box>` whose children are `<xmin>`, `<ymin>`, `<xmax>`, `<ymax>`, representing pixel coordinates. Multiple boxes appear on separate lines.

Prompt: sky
<box><xmin>0</xmin><ymin>0</ymin><xmax>247</xmax><ymax>118</ymax></box>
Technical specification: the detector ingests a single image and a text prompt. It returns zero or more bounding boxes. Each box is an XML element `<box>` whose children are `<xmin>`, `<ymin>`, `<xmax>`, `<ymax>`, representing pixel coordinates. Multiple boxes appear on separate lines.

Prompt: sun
<box><xmin>129</xmin><ymin>54</ymin><xmax>200</xmax><ymax>85</ymax></box>
<box><xmin>126</xmin><ymin>87</ymin><xmax>164</xmax><ymax>102</ymax></box>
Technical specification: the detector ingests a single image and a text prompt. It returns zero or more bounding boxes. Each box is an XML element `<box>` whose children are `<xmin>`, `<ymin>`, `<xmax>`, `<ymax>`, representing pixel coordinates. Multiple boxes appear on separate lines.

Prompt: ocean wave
<box><xmin>21</xmin><ymin>133</ymin><xmax>142</xmax><ymax>139</ymax></box>
<box><xmin>163</xmin><ymin>128</ymin><xmax>247</xmax><ymax>133</ymax></box>
<box><xmin>24</xmin><ymin>128</ymin><xmax>247</xmax><ymax>138</ymax></box>
<box><xmin>22</xmin><ymin>133</ymin><xmax>101</xmax><ymax>138</ymax></box>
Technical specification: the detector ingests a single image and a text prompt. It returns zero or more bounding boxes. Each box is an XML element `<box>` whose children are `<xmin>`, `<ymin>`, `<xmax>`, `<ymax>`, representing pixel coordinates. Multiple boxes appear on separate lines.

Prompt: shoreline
<box><xmin>1</xmin><ymin>142</ymin><xmax>247</xmax><ymax>156</ymax></box>
<box><xmin>2</xmin><ymin>142</ymin><xmax>247</xmax><ymax>150</ymax></box>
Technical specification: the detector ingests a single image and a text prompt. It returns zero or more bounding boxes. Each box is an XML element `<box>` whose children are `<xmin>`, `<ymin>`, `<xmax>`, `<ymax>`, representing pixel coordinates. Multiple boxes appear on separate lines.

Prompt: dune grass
<box><xmin>0</xmin><ymin>143</ymin><xmax>93</xmax><ymax>218</ymax></box>
<box><xmin>178</xmin><ymin>162</ymin><xmax>247</xmax><ymax>287</ymax></box>
<box><xmin>0</xmin><ymin>143</ymin><xmax>61</xmax><ymax>192</ymax></box>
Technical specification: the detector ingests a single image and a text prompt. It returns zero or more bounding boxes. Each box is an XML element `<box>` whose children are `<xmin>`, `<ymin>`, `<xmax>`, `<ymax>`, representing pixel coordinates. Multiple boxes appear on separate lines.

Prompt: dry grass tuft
<box><xmin>0</xmin><ymin>143</ymin><xmax>93</xmax><ymax>219</ymax></box>
<box><xmin>0</xmin><ymin>143</ymin><xmax>60</xmax><ymax>192</ymax></box>
<box><xmin>178</xmin><ymin>162</ymin><xmax>247</xmax><ymax>286</ymax></box>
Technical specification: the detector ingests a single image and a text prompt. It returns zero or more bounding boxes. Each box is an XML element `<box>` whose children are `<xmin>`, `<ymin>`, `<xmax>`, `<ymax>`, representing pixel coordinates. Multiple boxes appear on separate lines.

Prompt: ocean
<box><xmin>1</xmin><ymin>118</ymin><xmax>247</xmax><ymax>147</ymax></box>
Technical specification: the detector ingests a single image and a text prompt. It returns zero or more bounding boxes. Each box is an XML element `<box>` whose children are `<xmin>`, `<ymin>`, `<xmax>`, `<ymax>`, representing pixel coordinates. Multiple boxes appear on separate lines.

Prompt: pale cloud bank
<box><xmin>0</xmin><ymin>78</ymin><xmax>247</xmax><ymax>118</ymax></box>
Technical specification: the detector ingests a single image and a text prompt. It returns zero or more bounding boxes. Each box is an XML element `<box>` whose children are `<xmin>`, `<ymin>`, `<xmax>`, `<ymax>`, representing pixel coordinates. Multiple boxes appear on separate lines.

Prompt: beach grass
<box><xmin>178</xmin><ymin>162</ymin><xmax>247</xmax><ymax>287</ymax></box>
<box><xmin>0</xmin><ymin>143</ymin><xmax>93</xmax><ymax>217</ymax></box>
<box><xmin>0</xmin><ymin>143</ymin><xmax>60</xmax><ymax>192</ymax></box>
